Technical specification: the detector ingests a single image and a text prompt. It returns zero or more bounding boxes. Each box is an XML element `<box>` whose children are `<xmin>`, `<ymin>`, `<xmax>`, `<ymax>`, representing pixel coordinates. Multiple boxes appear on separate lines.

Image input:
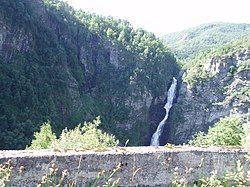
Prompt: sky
<box><xmin>64</xmin><ymin>0</ymin><xmax>250</xmax><ymax>37</ymax></box>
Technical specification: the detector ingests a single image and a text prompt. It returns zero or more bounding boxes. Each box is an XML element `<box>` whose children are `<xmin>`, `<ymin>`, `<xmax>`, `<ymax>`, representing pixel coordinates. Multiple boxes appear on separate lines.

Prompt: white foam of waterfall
<box><xmin>150</xmin><ymin>77</ymin><xmax>177</xmax><ymax>146</ymax></box>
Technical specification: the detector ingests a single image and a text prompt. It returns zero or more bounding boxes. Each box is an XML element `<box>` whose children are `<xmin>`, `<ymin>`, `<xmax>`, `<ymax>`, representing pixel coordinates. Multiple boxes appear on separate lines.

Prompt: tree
<box><xmin>28</xmin><ymin>117</ymin><xmax>119</xmax><ymax>150</ymax></box>
<box><xmin>52</xmin><ymin>117</ymin><xmax>119</xmax><ymax>149</ymax></box>
<box><xmin>242</xmin><ymin>121</ymin><xmax>250</xmax><ymax>148</ymax></box>
<box><xmin>106</xmin><ymin>28</ymin><xmax>116</xmax><ymax>40</ymax></box>
<box><xmin>189</xmin><ymin>116</ymin><xmax>244</xmax><ymax>146</ymax></box>
<box><xmin>28</xmin><ymin>121</ymin><xmax>57</xmax><ymax>150</ymax></box>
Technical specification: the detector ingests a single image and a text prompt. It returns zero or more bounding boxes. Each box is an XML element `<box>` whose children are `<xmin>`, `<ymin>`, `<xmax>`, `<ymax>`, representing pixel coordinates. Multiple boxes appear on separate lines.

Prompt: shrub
<box><xmin>28</xmin><ymin>117</ymin><xmax>119</xmax><ymax>150</ymax></box>
<box><xmin>189</xmin><ymin>116</ymin><xmax>244</xmax><ymax>146</ymax></box>
<box><xmin>237</xmin><ymin>59</ymin><xmax>250</xmax><ymax>73</ymax></box>
<box><xmin>0</xmin><ymin>160</ymin><xmax>12</xmax><ymax>187</ymax></box>
<box><xmin>52</xmin><ymin>117</ymin><xmax>119</xmax><ymax>149</ymax></box>
<box><xmin>242</xmin><ymin>121</ymin><xmax>250</xmax><ymax>148</ymax></box>
<box><xmin>28</xmin><ymin>121</ymin><xmax>57</xmax><ymax>150</ymax></box>
<box><xmin>195</xmin><ymin>160</ymin><xmax>250</xmax><ymax>186</ymax></box>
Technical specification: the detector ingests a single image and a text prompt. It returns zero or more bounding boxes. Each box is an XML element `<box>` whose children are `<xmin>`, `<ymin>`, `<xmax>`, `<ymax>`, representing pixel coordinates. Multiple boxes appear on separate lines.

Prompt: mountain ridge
<box><xmin>163</xmin><ymin>22</ymin><xmax>250</xmax><ymax>59</ymax></box>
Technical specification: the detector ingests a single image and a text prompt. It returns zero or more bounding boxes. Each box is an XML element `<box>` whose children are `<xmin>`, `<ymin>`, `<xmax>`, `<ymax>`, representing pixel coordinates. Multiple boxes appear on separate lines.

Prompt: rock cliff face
<box><xmin>0</xmin><ymin>21</ymin><xmax>32</xmax><ymax>62</ymax></box>
<box><xmin>167</xmin><ymin>50</ymin><xmax>250</xmax><ymax>144</ymax></box>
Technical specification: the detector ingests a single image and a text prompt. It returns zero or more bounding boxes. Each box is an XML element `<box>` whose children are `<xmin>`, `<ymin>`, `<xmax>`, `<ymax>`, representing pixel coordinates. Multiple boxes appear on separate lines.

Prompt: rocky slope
<box><xmin>167</xmin><ymin>49</ymin><xmax>250</xmax><ymax>144</ymax></box>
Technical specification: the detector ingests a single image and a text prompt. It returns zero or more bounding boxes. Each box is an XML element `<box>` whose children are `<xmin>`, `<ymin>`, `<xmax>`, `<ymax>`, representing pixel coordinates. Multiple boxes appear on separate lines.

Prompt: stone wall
<box><xmin>0</xmin><ymin>146</ymin><xmax>249</xmax><ymax>186</ymax></box>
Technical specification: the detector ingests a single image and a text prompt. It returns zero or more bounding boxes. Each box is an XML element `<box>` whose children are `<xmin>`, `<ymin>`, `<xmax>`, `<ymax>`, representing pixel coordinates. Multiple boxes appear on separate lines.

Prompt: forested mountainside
<box><xmin>163</xmin><ymin>23</ymin><xmax>250</xmax><ymax>59</ymax></box>
<box><xmin>1</xmin><ymin>0</ymin><xmax>249</xmax><ymax>150</ymax></box>
<box><xmin>0</xmin><ymin>0</ymin><xmax>178</xmax><ymax>149</ymax></box>
<box><xmin>166</xmin><ymin>37</ymin><xmax>250</xmax><ymax>144</ymax></box>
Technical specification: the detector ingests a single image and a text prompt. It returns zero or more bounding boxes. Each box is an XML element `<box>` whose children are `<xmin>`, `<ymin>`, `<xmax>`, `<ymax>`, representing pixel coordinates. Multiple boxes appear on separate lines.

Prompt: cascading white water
<box><xmin>150</xmin><ymin>77</ymin><xmax>177</xmax><ymax>146</ymax></box>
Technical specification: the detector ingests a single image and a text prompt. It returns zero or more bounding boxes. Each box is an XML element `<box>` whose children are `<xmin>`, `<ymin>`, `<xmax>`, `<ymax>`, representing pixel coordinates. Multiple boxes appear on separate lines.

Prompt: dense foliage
<box><xmin>163</xmin><ymin>23</ymin><xmax>250</xmax><ymax>60</ymax></box>
<box><xmin>188</xmin><ymin>116</ymin><xmax>245</xmax><ymax>146</ymax></box>
<box><xmin>242</xmin><ymin>117</ymin><xmax>250</xmax><ymax>148</ymax></box>
<box><xmin>0</xmin><ymin>0</ymin><xmax>177</xmax><ymax>149</ymax></box>
<box><xmin>182</xmin><ymin>37</ymin><xmax>250</xmax><ymax>86</ymax></box>
<box><xmin>28</xmin><ymin>121</ymin><xmax>57</xmax><ymax>149</ymax></box>
<box><xmin>28</xmin><ymin>117</ymin><xmax>118</xmax><ymax>149</ymax></box>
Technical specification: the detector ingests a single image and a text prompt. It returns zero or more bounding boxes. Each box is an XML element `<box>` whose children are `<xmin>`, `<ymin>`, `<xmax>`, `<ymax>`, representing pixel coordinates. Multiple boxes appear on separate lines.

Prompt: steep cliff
<box><xmin>167</xmin><ymin>42</ymin><xmax>250</xmax><ymax>144</ymax></box>
<box><xmin>0</xmin><ymin>0</ymin><xmax>178</xmax><ymax>149</ymax></box>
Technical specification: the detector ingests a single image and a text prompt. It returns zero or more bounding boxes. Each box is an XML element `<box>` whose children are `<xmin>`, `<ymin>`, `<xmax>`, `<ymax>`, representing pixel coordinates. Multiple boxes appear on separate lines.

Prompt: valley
<box><xmin>0</xmin><ymin>0</ymin><xmax>249</xmax><ymax>150</ymax></box>
<box><xmin>0</xmin><ymin>0</ymin><xmax>250</xmax><ymax>186</ymax></box>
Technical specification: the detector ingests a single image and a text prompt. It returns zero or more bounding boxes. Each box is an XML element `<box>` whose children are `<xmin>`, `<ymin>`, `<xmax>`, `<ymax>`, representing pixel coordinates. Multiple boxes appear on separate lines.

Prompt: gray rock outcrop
<box><xmin>168</xmin><ymin>50</ymin><xmax>250</xmax><ymax>144</ymax></box>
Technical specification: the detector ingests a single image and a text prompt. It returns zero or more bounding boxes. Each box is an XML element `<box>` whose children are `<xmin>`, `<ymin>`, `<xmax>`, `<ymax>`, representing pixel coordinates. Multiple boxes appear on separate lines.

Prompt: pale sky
<box><xmin>64</xmin><ymin>0</ymin><xmax>250</xmax><ymax>36</ymax></box>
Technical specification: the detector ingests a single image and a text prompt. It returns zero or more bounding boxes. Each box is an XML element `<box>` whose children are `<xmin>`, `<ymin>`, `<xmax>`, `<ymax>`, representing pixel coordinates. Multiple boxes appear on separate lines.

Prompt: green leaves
<box><xmin>52</xmin><ymin>116</ymin><xmax>119</xmax><ymax>149</ymax></box>
<box><xmin>189</xmin><ymin>116</ymin><xmax>244</xmax><ymax>146</ymax></box>
<box><xmin>242</xmin><ymin>120</ymin><xmax>250</xmax><ymax>148</ymax></box>
<box><xmin>28</xmin><ymin>117</ymin><xmax>119</xmax><ymax>150</ymax></box>
<box><xmin>182</xmin><ymin>37</ymin><xmax>250</xmax><ymax>87</ymax></box>
<box><xmin>28</xmin><ymin>121</ymin><xmax>56</xmax><ymax>150</ymax></box>
<box><xmin>164</xmin><ymin>23</ymin><xmax>250</xmax><ymax>60</ymax></box>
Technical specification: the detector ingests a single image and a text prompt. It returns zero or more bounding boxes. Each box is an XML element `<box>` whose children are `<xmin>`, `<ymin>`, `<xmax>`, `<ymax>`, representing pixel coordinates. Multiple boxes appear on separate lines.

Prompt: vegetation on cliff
<box><xmin>166</xmin><ymin>34</ymin><xmax>250</xmax><ymax>145</ymax></box>
<box><xmin>163</xmin><ymin>23</ymin><xmax>250</xmax><ymax>60</ymax></box>
<box><xmin>182</xmin><ymin>37</ymin><xmax>250</xmax><ymax>86</ymax></box>
<box><xmin>0</xmin><ymin>0</ymin><xmax>178</xmax><ymax>149</ymax></box>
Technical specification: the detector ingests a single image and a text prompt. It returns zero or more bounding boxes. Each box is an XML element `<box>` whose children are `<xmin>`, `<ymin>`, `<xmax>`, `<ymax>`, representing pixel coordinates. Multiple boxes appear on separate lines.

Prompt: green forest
<box><xmin>163</xmin><ymin>22</ymin><xmax>250</xmax><ymax>60</ymax></box>
<box><xmin>182</xmin><ymin>37</ymin><xmax>250</xmax><ymax>86</ymax></box>
<box><xmin>0</xmin><ymin>0</ymin><xmax>178</xmax><ymax>149</ymax></box>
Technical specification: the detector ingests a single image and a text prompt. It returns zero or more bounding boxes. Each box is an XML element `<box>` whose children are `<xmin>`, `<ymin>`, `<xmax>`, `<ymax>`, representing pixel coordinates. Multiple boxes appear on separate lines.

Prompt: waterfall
<box><xmin>150</xmin><ymin>77</ymin><xmax>177</xmax><ymax>146</ymax></box>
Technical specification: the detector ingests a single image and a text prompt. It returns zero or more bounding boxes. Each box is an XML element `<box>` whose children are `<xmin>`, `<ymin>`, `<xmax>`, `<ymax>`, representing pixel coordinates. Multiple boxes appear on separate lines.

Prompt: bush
<box><xmin>195</xmin><ymin>160</ymin><xmax>250</xmax><ymax>186</ymax></box>
<box><xmin>237</xmin><ymin>59</ymin><xmax>250</xmax><ymax>73</ymax></box>
<box><xmin>28</xmin><ymin>117</ymin><xmax>119</xmax><ymax>150</ymax></box>
<box><xmin>52</xmin><ymin>117</ymin><xmax>119</xmax><ymax>149</ymax></box>
<box><xmin>242</xmin><ymin>121</ymin><xmax>250</xmax><ymax>148</ymax></box>
<box><xmin>0</xmin><ymin>160</ymin><xmax>12</xmax><ymax>187</ymax></box>
<box><xmin>189</xmin><ymin>116</ymin><xmax>244</xmax><ymax>146</ymax></box>
<box><xmin>28</xmin><ymin>121</ymin><xmax>56</xmax><ymax>150</ymax></box>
